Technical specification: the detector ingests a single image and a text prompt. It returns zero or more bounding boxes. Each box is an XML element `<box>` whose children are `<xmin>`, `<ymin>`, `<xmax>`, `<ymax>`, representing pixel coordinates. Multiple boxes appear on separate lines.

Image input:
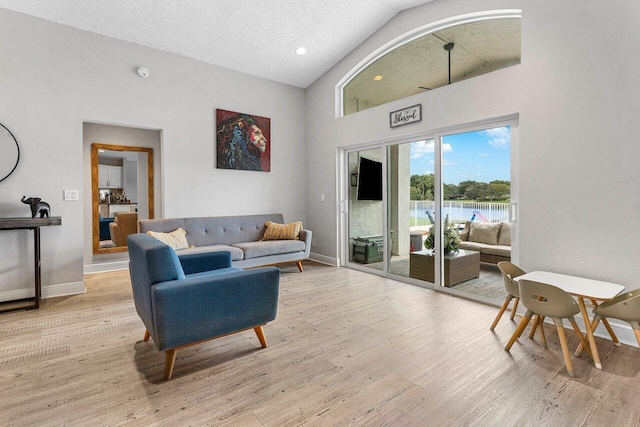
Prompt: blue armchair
<box><xmin>127</xmin><ymin>233</ymin><xmax>280</xmax><ymax>380</ymax></box>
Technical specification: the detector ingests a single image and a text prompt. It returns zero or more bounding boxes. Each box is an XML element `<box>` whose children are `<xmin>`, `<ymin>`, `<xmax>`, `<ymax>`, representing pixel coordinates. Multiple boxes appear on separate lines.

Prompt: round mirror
<box><xmin>0</xmin><ymin>123</ymin><xmax>20</xmax><ymax>183</ymax></box>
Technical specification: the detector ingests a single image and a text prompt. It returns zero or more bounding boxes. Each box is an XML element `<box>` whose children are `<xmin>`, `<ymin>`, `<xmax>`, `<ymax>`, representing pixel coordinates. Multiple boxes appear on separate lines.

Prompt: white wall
<box><xmin>0</xmin><ymin>8</ymin><xmax>306</xmax><ymax>299</ymax></box>
<box><xmin>305</xmin><ymin>0</ymin><xmax>640</xmax><ymax>290</ymax></box>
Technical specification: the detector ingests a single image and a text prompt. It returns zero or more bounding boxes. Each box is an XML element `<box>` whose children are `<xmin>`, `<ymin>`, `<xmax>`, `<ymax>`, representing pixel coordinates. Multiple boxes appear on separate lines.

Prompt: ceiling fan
<box><xmin>418</xmin><ymin>42</ymin><xmax>455</xmax><ymax>91</ymax></box>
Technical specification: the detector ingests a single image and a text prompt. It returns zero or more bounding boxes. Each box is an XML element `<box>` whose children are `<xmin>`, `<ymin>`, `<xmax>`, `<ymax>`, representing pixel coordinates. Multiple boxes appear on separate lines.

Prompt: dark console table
<box><xmin>0</xmin><ymin>217</ymin><xmax>62</xmax><ymax>313</ymax></box>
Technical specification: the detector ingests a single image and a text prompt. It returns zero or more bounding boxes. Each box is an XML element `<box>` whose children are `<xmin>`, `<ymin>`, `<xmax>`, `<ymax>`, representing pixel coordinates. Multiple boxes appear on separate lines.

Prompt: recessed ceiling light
<box><xmin>295</xmin><ymin>47</ymin><xmax>307</xmax><ymax>55</ymax></box>
<box><xmin>374</xmin><ymin>75</ymin><xmax>383</xmax><ymax>81</ymax></box>
<box><xmin>98</xmin><ymin>149</ymin><xmax>105</xmax><ymax>153</ymax></box>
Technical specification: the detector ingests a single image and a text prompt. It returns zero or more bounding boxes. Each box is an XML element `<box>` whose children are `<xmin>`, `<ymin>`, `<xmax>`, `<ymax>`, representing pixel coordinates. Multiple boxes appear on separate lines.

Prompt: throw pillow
<box><xmin>146</xmin><ymin>227</ymin><xmax>189</xmax><ymax>250</ymax></box>
<box><xmin>262</xmin><ymin>221</ymin><xmax>302</xmax><ymax>241</ymax></box>
<box><xmin>469</xmin><ymin>222</ymin><xmax>501</xmax><ymax>245</ymax></box>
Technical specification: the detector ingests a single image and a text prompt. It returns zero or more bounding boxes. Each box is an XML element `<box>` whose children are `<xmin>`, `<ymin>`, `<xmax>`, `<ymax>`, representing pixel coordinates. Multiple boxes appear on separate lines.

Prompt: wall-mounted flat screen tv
<box><xmin>357</xmin><ymin>157</ymin><xmax>382</xmax><ymax>201</ymax></box>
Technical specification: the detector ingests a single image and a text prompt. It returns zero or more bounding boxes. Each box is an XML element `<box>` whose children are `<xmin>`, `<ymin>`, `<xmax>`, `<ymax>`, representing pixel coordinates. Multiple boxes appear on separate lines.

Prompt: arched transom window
<box><xmin>340</xmin><ymin>13</ymin><xmax>521</xmax><ymax>116</ymax></box>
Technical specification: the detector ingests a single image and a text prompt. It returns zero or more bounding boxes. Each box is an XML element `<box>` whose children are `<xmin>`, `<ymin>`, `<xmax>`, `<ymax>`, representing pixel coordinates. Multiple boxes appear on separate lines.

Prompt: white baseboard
<box><xmin>575</xmin><ymin>316</ymin><xmax>638</xmax><ymax>348</ymax></box>
<box><xmin>309</xmin><ymin>252</ymin><xmax>339</xmax><ymax>266</ymax></box>
<box><xmin>0</xmin><ymin>281</ymin><xmax>86</xmax><ymax>302</ymax></box>
<box><xmin>83</xmin><ymin>260</ymin><xmax>129</xmax><ymax>274</ymax></box>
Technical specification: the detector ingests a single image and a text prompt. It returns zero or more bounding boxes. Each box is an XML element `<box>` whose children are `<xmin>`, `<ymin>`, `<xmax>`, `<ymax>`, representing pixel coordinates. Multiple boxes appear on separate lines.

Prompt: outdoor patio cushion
<box><xmin>469</xmin><ymin>222</ymin><xmax>501</xmax><ymax>245</ymax></box>
<box><xmin>498</xmin><ymin>222</ymin><xmax>511</xmax><ymax>246</ymax></box>
<box><xmin>458</xmin><ymin>241</ymin><xmax>510</xmax><ymax>257</ymax></box>
<box><xmin>481</xmin><ymin>245</ymin><xmax>511</xmax><ymax>258</ymax></box>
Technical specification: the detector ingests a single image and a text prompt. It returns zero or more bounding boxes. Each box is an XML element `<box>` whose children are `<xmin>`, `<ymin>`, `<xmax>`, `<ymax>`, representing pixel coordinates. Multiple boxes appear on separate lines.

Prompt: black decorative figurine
<box><xmin>21</xmin><ymin>196</ymin><xmax>51</xmax><ymax>218</ymax></box>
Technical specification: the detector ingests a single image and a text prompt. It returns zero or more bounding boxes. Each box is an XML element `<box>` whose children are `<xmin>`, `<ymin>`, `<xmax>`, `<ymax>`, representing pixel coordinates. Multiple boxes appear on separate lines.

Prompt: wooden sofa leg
<box><xmin>254</xmin><ymin>326</ymin><xmax>268</xmax><ymax>348</ymax></box>
<box><xmin>143</xmin><ymin>330</ymin><xmax>150</xmax><ymax>342</ymax></box>
<box><xmin>296</xmin><ymin>260</ymin><xmax>304</xmax><ymax>272</ymax></box>
<box><xmin>164</xmin><ymin>349</ymin><xmax>177</xmax><ymax>380</ymax></box>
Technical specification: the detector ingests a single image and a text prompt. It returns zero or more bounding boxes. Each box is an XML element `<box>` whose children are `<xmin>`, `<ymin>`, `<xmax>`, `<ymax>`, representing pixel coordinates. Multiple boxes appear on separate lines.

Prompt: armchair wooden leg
<box><xmin>296</xmin><ymin>260</ymin><xmax>304</xmax><ymax>272</ymax></box>
<box><xmin>164</xmin><ymin>349</ymin><xmax>177</xmax><ymax>380</ymax></box>
<box><xmin>143</xmin><ymin>330</ymin><xmax>150</xmax><ymax>342</ymax></box>
<box><xmin>634</xmin><ymin>329</ymin><xmax>640</xmax><ymax>348</ymax></box>
<box><xmin>254</xmin><ymin>326</ymin><xmax>268</xmax><ymax>348</ymax></box>
<box><xmin>490</xmin><ymin>295</ymin><xmax>513</xmax><ymax>331</ymax></box>
<box><xmin>510</xmin><ymin>298</ymin><xmax>519</xmax><ymax>320</ymax></box>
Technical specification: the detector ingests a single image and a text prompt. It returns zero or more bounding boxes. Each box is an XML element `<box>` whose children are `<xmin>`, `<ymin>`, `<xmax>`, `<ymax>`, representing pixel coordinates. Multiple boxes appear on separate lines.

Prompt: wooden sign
<box><xmin>390</xmin><ymin>104</ymin><xmax>422</xmax><ymax>128</ymax></box>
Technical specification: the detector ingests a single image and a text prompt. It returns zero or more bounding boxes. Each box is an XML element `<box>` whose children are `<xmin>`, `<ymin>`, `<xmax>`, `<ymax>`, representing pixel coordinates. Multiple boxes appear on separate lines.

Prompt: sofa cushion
<box><xmin>262</xmin><ymin>221</ymin><xmax>303</xmax><ymax>241</ymax></box>
<box><xmin>458</xmin><ymin>241</ymin><xmax>491</xmax><ymax>252</ymax></box>
<box><xmin>482</xmin><ymin>245</ymin><xmax>511</xmax><ymax>258</ymax></box>
<box><xmin>469</xmin><ymin>222</ymin><xmax>501</xmax><ymax>245</ymax></box>
<box><xmin>459</xmin><ymin>241</ymin><xmax>511</xmax><ymax>257</ymax></box>
<box><xmin>186</xmin><ymin>267</ymin><xmax>243</xmax><ymax>279</ymax></box>
<box><xmin>175</xmin><ymin>244</ymin><xmax>245</xmax><ymax>261</ymax></box>
<box><xmin>498</xmin><ymin>222</ymin><xmax>511</xmax><ymax>246</ymax></box>
<box><xmin>146</xmin><ymin>227</ymin><xmax>189</xmax><ymax>251</ymax></box>
<box><xmin>233</xmin><ymin>240</ymin><xmax>305</xmax><ymax>260</ymax></box>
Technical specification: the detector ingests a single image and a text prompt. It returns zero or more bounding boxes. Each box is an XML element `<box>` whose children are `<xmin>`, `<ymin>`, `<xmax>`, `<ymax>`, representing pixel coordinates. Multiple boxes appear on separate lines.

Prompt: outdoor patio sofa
<box><xmin>458</xmin><ymin>221</ymin><xmax>511</xmax><ymax>264</ymax></box>
<box><xmin>138</xmin><ymin>213</ymin><xmax>311</xmax><ymax>271</ymax></box>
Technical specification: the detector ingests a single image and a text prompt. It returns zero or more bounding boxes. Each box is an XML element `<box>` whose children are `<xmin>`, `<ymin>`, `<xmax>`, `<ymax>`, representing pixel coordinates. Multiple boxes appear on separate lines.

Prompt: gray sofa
<box><xmin>458</xmin><ymin>221</ymin><xmax>511</xmax><ymax>264</ymax></box>
<box><xmin>138</xmin><ymin>213</ymin><xmax>311</xmax><ymax>271</ymax></box>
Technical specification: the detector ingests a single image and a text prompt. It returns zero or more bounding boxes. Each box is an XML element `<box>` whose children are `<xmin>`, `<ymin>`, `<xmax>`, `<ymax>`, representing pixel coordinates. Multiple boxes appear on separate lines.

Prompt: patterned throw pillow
<box><xmin>262</xmin><ymin>221</ymin><xmax>303</xmax><ymax>241</ymax></box>
<box><xmin>146</xmin><ymin>227</ymin><xmax>189</xmax><ymax>250</ymax></box>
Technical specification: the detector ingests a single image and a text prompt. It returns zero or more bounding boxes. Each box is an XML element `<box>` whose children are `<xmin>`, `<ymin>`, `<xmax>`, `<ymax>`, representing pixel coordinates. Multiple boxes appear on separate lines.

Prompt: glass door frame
<box><xmin>339</xmin><ymin>114</ymin><xmax>519</xmax><ymax>296</ymax></box>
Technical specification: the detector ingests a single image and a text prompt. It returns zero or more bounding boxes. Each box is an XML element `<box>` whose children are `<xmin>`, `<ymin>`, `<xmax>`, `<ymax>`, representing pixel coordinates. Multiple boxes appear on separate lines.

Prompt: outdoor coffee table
<box><xmin>409</xmin><ymin>249</ymin><xmax>480</xmax><ymax>287</ymax></box>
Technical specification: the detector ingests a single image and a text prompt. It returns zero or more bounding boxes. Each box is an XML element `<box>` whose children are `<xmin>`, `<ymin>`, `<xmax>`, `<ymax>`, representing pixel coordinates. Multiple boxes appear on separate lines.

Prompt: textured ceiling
<box><xmin>0</xmin><ymin>0</ymin><xmax>433</xmax><ymax>88</ymax></box>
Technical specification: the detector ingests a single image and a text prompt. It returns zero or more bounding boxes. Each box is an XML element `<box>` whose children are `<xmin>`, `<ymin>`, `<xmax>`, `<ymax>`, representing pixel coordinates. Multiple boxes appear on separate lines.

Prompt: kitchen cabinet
<box><xmin>98</xmin><ymin>165</ymin><xmax>122</xmax><ymax>188</ymax></box>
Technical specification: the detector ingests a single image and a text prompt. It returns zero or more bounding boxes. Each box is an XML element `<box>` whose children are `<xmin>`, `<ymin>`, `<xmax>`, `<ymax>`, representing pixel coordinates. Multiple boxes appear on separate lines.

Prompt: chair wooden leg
<box><xmin>601</xmin><ymin>318</ymin><xmax>620</xmax><ymax>346</ymax></box>
<box><xmin>490</xmin><ymin>295</ymin><xmax>513</xmax><ymax>331</ymax></box>
<box><xmin>538</xmin><ymin>316</ymin><xmax>547</xmax><ymax>348</ymax></box>
<box><xmin>634</xmin><ymin>329</ymin><xmax>640</xmax><ymax>348</ymax></box>
<box><xmin>510</xmin><ymin>298</ymin><xmax>520</xmax><ymax>320</ymax></box>
<box><xmin>569</xmin><ymin>319</ymin><xmax>592</xmax><ymax>359</ymax></box>
<box><xmin>505</xmin><ymin>311</ymin><xmax>533</xmax><ymax>351</ymax></box>
<box><xmin>590</xmin><ymin>299</ymin><xmax>620</xmax><ymax>346</ymax></box>
<box><xmin>254</xmin><ymin>326</ymin><xmax>268</xmax><ymax>348</ymax></box>
<box><xmin>529</xmin><ymin>315</ymin><xmax>540</xmax><ymax>339</ymax></box>
<box><xmin>575</xmin><ymin>315</ymin><xmax>601</xmax><ymax>357</ymax></box>
<box><xmin>556</xmin><ymin>323</ymin><xmax>574</xmax><ymax>377</ymax></box>
<box><xmin>143</xmin><ymin>330</ymin><xmax>150</xmax><ymax>342</ymax></box>
<box><xmin>164</xmin><ymin>349</ymin><xmax>177</xmax><ymax>380</ymax></box>
<box><xmin>296</xmin><ymin>260</ymin><xmax>304</xmax><ymax>272</ymax></box>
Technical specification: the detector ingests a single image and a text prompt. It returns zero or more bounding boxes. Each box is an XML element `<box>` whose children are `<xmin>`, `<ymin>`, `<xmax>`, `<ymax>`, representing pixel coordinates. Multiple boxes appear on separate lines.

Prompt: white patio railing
<box><xmin>410</xmin><ymin>200</ymin><xmax>509</xmax><ymax>227</ymax></box>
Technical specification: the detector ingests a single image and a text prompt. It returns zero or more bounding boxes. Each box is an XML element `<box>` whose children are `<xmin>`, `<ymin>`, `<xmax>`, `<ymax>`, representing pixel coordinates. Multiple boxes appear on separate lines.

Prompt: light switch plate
<box><xmin>64</xmin><ymin>190</ymin><xmax>79</xmax><ymax>201</ymax></box>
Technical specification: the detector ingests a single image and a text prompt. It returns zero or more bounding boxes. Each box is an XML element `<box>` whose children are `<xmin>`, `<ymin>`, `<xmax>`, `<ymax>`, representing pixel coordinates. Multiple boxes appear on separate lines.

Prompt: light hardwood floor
<box><xmin>1</xmin><ymin>262</ymin><xmax>639</xmax><ymax>426</ymax></box>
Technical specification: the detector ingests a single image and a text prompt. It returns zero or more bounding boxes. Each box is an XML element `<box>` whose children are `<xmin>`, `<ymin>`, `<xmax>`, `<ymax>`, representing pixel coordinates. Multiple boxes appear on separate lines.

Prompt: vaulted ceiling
<box><xmin>0</xmin><ymin>0</ymin><xmax>434</xmax><ymax>88</ymax></box>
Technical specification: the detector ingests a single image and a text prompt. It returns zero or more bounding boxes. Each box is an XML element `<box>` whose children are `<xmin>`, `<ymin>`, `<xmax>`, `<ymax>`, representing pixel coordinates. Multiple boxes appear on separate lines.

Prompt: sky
<box><xmin>409</xmin><ymin>126</ymin><xmax>511</xmax><ymax>184</ymax></box>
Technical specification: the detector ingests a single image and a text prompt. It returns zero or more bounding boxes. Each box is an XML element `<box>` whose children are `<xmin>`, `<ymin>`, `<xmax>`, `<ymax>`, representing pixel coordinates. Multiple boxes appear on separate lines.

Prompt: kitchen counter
<box><xmin>99</xmin><ymin>203</ymin><xmax>138</xmax><ymax>217</ymax></box>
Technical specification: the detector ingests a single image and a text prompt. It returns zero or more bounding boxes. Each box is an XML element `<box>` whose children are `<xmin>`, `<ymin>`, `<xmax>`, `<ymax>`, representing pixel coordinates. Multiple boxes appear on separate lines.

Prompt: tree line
<box><xmin>410</xmin><ymin>174</ymin><xmax>510</xmax><ymax>201</ymax></box>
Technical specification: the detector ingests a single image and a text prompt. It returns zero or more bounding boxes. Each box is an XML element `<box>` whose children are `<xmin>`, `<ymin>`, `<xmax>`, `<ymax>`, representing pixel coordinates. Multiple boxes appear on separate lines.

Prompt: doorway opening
<box><xmin>83</xmin><ymin>122</ymin><xmax>162</xmax><ymax>271</ymax></box>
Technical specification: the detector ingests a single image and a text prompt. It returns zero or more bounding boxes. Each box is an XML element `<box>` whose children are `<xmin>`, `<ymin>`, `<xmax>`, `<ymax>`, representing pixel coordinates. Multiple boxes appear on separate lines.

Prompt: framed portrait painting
<box><xmin>216</xmin><ymin>109</ymin><xmax>271</xmax><ymax>172</ymax></box>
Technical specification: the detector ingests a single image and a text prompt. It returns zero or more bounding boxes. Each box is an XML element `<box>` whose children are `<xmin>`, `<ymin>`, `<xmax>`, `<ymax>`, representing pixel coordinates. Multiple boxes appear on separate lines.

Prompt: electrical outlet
<box><xmin>64</xmin><ymin>190</ymin><xmax>79</xmax><ymax>201</ymax></box>
<box><xmin>320</xmin><ymin>194</ymin><xmax>325</xmax><ymax>202</ymax></box>
<box><xmin>312</xmin><ymin>239</ymin><xmax>317</xmax><ymax>247</ymax></box>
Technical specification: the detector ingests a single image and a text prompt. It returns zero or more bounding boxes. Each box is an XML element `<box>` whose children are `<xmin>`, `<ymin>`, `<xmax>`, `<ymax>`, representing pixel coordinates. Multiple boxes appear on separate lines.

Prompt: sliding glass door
<box><xmin>347</xmin><ymin>148</ymin><xmax>385</xmax><ymax>273</ymax></box>
<box><xmin>343</xmin><ymin>119</ymin><xmax>516</xmax><ymax>302</ymax></box>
